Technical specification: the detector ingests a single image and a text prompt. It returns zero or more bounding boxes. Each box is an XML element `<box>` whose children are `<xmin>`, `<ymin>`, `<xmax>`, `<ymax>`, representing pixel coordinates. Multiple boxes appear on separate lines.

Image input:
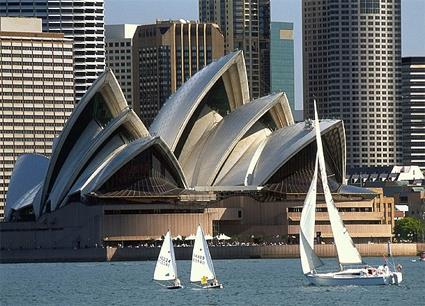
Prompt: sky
<box><xmin>105</xmin><ymin>0</ymin><xmax>425</xmax><ymax>110</ymax></box>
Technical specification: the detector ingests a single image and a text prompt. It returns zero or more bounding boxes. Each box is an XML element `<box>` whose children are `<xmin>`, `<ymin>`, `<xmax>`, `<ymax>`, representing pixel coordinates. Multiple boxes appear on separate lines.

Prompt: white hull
<box><xmin>305</xmin><ymin>270</ymin><xmax>402</xmax><ymax>286</ymax></box>
<box><xmin>166</xmin><ymin>285</ymin><xmax>183</xmax><ymax>290</ymax></box>
<box><xmin>202</xmin><ymin>283</ymin><xmax>223</xmax><ymax>289</ymax></box>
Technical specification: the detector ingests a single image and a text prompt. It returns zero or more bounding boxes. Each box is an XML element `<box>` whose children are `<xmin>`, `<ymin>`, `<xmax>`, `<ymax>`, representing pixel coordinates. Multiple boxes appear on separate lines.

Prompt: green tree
<box><xmin>394</xmin><ymin>217</ymin><xmax>425</xmax><ymax>242</ymax></box>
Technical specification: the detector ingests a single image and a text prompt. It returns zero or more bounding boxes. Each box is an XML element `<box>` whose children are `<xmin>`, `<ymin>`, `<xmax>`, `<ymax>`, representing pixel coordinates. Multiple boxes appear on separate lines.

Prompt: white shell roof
<box><xmin>39</xmin><ymin>69</ymin><xmax>128</xmax><ymax>216</ymax></box>
<box><xmin>149</xmin><ymin>51</ymin><xmax>249</xmax><ymax>151</ymax></box>
<box><xmin>190</xmin><ymin>93</ymin><xmax>287</xmax><ymax>186</ymax></box>
<box><xmin>252</xmin><ymin>120</ymin><xmax>344</xmax><ymax>185</ymax></box>
<box><xmin>5</xmin><ymin>154</ymin><xmax>49</xmax><ymax>221</ymax></box>
<box><xmin>82</xmin><ymin>136</ymin><xmax>187</xmax><ymax>195</ymax></box>
<box><xmin>48</xmin><ymin>108</ymin><xmax>148</xmax><ymax>210</ymax></box>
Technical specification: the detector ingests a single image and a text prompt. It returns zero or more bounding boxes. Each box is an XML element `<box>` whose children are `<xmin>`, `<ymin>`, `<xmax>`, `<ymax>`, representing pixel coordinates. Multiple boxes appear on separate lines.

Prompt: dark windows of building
<box><xmin>360</xmin><ymin>0</ymin><xmax>380</xmax><ymax>14</ymax></box>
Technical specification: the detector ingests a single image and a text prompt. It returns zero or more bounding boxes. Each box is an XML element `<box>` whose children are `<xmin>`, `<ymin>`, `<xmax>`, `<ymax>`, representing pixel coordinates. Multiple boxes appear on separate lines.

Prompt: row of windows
<box><xmin>0</xmin><ymin>84</ymin><xmax>74</xmax><ymax>90</ymax></box>
<box><xmin>0</xmin><ymin>54</ymin><xmax>73</xmax><ymax>60</ymax></box>
<box><xmin>107</xmin><ymin>42</ymin><xmax>131</xmax><ymax>47</ymax></box>
<box><xmin>1</xmin><ymin>62</ymin><xmax>73</xmax><ymax>67</ymax></box>
<box><xmin>0</xmin><ymin>68</ymin><xmax>72</xmax><ymax>74</ymax></box>
<box><xmin>0</xmin><ymin>77</ymin><xmax>73</xmax><ymax>82</ymax></box>
<box><xmin>0</xmin><ymin>92</ymin><xmax>73</xmax><ymax>97</ymax></box>
<box><xmin>0</xmin><ymin>45</ymin><xmax>72</xmax><ymax>51</ymax></box>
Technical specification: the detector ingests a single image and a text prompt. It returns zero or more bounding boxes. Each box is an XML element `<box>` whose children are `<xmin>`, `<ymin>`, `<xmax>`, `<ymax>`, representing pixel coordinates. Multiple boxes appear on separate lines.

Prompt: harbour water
<box><xmin>1</xmin><ymin>257</ymin><xmax>424</xmax><ymax>305</ymax></box>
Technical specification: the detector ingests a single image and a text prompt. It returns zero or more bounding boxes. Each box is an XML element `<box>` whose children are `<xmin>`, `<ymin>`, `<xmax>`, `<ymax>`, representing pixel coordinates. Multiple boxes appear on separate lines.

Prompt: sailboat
<box><xmin>190</xmin><ymin>225</ymin><xmax>223</xmax><ymax>289</ymax></box>
<box><xmin>153</xmin><ymin>231</ymin><xmax>182</xmax><ymax>289</ymax></box>
<box><xmin>299</xmin><ymin>100</ymin><xmax>403</xmax><ymax>286</ymax></box>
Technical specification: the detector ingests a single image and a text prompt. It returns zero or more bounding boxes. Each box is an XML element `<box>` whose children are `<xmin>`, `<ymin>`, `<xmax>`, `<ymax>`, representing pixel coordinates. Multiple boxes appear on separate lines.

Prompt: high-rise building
<box><xmin>132</xmin><ymin>20</ymin><xmax>224</xmax><ymax>126</ymax></box>
<box><xmin>199</xmin><ymin>0</ymin><xmax>271</xmax><ymax>99</ymax></box>
<box><xmin>0</xmin><ymin>17</ymin><xmax>74</xmax><ymax>219</ymax></box>
<box><xmin>302</xmin><ymin>0</ymin><xmax>402</xmax><ymax>168</ymax></box>
<box><xmin>270</xmin><ymin>21</ymin><xmax>294</xmax><ymax>112</ymax></box>
<box><xmin>105</xmin><ymin>24</ymin><xmax>138</xmax><ymax>108</ymax></box>
<box><xmin>402</xmin><ymin>57</ymin><xmax>425</xmax><ymax>170</ymax></box>
<box><xmin>0</xmin><ymin>0</ymin><xmax>105</xmax><ymax>102</ymax></box>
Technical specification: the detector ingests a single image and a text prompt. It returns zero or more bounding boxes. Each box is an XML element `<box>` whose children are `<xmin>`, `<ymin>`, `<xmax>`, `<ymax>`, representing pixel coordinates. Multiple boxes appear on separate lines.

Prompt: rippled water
<box><xmin>1</xmin><ymin>257</ymin><xmax>424</xmax><ymax>305</ymax></box>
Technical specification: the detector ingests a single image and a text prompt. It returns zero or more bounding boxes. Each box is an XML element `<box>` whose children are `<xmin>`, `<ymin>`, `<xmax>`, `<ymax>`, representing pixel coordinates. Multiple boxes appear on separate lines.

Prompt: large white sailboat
<box><xmin>153</xmin><ymin>231</ymin><xmax>182</xmax><ymax>289</ymax></box>
<box><xmin>299</xmin><ymin>101</ymin><xmax>403</xmax><ymax>286</ymax></box>
<box><xmin>190</xmin><ymin>225</ymin><xmax>223</xmax><ymax>289</ymax></box>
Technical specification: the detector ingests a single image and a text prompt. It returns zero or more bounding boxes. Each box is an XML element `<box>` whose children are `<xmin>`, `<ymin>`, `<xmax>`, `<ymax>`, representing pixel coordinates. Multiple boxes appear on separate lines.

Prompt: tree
<box><xmin>394</xmin><ymin>217</ymin><xmax>425</xmax><ymax>242</ymax></box>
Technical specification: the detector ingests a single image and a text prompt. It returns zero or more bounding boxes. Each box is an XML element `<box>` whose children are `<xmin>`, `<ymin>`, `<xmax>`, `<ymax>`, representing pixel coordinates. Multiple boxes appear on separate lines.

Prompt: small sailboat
<box><xmin>299</xmin><ymin>100</ymin><xmax>403</xmax><ymax>286</ymax></box>
<box><xmin>190</xmin><ymin>225</ymin><xmax>223</xmax><ymax>289</ymax></box>
<box><xmin>153</xmin><ymin>231</ymin><xmax>182</xmax><ymax>289</ymax></box>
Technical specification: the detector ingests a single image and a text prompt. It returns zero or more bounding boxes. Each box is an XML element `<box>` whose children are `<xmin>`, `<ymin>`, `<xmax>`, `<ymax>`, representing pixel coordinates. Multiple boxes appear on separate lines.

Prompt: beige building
<box><xmin>1</xmin><ymin>0</ymin><xmax>105</xmax><ymax>102</ymax></box>
<box><xmin>0</xmin><ymin>17</ymin><xmax>74</xmax><ymax>219</ymax></box>
<box><xmin>208</xmin><ymin>188</ymin><xmax>395</xmax><ymax>244</ymax></box>
<box><xmin>286</xmin><ymin>189</ymin><xmax>394</xmax><ymax>244</ymax></box>
<box><xmin>199</xmin><ymin>0</ymin><xmax>271</xmax><ymax>99</ymax></box>
<box><xmin>132</xmin><ymin>20</ymin><xmax>224</xmax><ymax>126</ymax></box>
<box><xmin>105</xmin><ymin>24</ymin><xmax>139</xmax><ymax>107</ymax></box>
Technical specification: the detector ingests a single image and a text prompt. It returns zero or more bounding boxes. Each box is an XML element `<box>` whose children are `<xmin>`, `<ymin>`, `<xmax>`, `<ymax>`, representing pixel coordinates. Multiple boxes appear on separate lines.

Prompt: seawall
<box><xmin>1</xmin><ymin>243</ymin><xmax>424</xmax><ymax>263</ymax></box>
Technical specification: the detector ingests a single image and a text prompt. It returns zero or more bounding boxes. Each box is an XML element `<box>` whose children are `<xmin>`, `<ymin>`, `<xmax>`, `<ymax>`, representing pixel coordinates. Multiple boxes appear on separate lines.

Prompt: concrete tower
<box><xmin>402</xmin><ymin>57</ymin><xmax>425</xmax><ymax>170</ymax></box>
<box><xmin>302</xmin><ymin>0</ymin><xmax>402</xmax><ymax>168</ymax></box>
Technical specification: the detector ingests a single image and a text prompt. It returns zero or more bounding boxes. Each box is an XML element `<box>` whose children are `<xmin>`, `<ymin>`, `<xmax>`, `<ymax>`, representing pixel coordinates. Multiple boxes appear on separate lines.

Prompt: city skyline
<box><xmin>104</xmin><ymin>0</ymin><xmax>425</xmax><ymax>110</ymax></box>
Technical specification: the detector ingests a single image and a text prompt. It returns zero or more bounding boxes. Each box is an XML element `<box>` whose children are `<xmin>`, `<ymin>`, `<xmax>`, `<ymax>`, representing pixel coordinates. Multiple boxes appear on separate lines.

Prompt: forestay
<box><xmin>190</xmin><ymin>225</ymin><xmax>216</xmax><ymax>283</ymax></box>
<box><xmin>154</xmin><ymin>231</ymin><xmax>178</xmax><ymax>281</ymax></box>
<box><xmin>313</xmin><ymin>101</ymin><xmax>362</xmax><ymax>265</ymax></box>
<box><xmin>299</xmin><ymin>154</ymin><xmax>323</xmax><ymax>274</ymax></box>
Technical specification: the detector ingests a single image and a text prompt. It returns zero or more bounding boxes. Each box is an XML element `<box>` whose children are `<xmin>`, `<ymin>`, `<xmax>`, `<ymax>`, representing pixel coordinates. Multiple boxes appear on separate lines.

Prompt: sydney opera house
<box><xmin>1</xmin><ymin>51</ymin><xmax>393</xmax><ymax>250</ymax></box>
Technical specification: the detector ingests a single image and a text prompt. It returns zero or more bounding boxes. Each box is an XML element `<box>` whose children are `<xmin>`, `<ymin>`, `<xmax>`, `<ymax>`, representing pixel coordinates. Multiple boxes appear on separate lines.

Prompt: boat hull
<box><xmin>166</xmin><ymin>285</ymin><xmax>182</xmax><ymax>290</ymax></box>
<box><xmin>305</xmin><ymin>271</ymin><xmax>402</xmax><ymax>286</ymax></box>
<box><xmin>202</xmin><ymin>283</ymin><xmax>223</xmax><ymax>289</ymax></box>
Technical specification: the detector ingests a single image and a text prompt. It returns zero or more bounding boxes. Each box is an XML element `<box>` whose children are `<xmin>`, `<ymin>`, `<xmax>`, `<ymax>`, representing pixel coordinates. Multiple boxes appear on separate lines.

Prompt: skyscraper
<box><xmin>0</xmin><ymin>17</ymin><xmax>74</xmax><ymax>219</ymax></box>
<box><xmin>199</xmin><ymin>0</ymin><xmax>271</xmax><ymax>99</ymax></box>
<box><xmin>105</xmin><ymin>24</ymin><xmax>139</xmax><ymax>108</ymax></box>
<box><xmin>270</xmin><ymin>21</ymin><xmax>295</xmax><ymax>112</ymax></box>
<box><xmin>302</xmin><ymin>0</ymin><xmax>402</xmax><ymax>168</ymax></box>
<box><xmin>132</xmin><ymin>20</ymin><xmax>224</xmax><ymax>126</ymax></box>
<box><xmin>402</xmin><ymin>57</ymin><xmax>425</xmax><ymax>170</ymax></box>
<box><xmin>0</xmin><ymin>0</ymin><xmax>105</xmax><ymax>102</ymax></box>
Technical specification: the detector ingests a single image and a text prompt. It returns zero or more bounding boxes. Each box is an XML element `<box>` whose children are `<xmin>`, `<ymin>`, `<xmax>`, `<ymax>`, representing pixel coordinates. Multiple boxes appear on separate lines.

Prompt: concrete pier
<box><xmin>1</xmin><ymin>243</ymin><xmax>424</xmax><ymax>263</ymax></box>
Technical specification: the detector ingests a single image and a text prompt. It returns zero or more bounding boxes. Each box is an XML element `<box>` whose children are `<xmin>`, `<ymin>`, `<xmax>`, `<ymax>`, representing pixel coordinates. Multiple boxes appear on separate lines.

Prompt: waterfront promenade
<box><xmin>1</xmin><ymin>243</ymin><xmax>424</xmax><ymax>263</ymax></box>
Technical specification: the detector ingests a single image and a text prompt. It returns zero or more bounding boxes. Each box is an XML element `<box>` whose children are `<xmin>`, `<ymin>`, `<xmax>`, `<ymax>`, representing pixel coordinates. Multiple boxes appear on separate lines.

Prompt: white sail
<box><xmin>313</xmin><ymin>101</ymin><xmax>362</xmax><ymax>265</ymax></box>
<box><xmin>190</xmin><ymin>225</ymin><xmax>216</xmax><ymax>283</ymax></box>
<box><xmin>300</xmin><ymin>154</ymin><xmax>324</xmax><ymax>274</ymax></box>
<box><xmin>154</xmin><ymin>231</ymin><xmax>178</xmax><ymax>281</ymax></box>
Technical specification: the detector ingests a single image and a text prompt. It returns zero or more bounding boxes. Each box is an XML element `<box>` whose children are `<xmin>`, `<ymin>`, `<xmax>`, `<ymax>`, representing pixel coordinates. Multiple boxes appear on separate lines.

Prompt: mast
<box><xmin>313</xmin><ymin>100</ymin><xmax>362</xmax><ymax>266</ymax></box>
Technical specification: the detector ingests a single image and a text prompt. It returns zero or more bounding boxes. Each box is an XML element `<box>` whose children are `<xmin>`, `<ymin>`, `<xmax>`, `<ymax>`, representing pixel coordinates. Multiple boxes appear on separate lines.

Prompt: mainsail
<box><xmin>190</xmin><ymin>225</ymin><xmax>216</xmax><ymax>283</ymax></box>
<box><xmin>154</xmin><ymin>231</ymin><xmax>178</xmax><ymax>281</ymax></box>
<box><xmin>299</xmin><ymin>154</ymin><xmax>324</xmax><ymax>274</ymax></box>
<box><xmin>313</xmin><ymin>101</ymin><xmax>362</xmax><ymax>265</ymax></box>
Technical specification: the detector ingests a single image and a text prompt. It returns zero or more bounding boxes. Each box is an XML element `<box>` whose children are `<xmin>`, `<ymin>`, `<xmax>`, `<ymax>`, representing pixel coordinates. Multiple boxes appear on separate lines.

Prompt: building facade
<box><xmin>270</xmin><ymin>22</ymin><xmax>294</xmax><ymax>112</ymax></box>
<box><xmin>0</xmin><ymin>0</ymin><xmax>105</xmax><ymax>102</ymax></box>
<box><xmin>132</xmin><ymin>20</ymin><xmax>224</xmax><ymax>126</ymax></box>
<box><xmin>284</xmin><ymin>189</ymin><xmax>394</xmax><ymax>244</ymax></box>
<box><xmin>0</xmin><ymin>17</ymin><xmax>74</xmax><ymax>219</ymax></box>
<box><xmin>402</xmin><ymin>57</ymin><xmax>425</xmax><ymax>170</ymax></box>
<box><xmin>199</xmin><ymin>0</ymin><xmax>271</xmax><ymax>99</ymax></box>
<box><xmin>105</xmin><ymin>24</ymin><xmax>138</xmax><ymax>108</ymax></box>
<box><xmin>302</xmin><ymin>0</ymin><xmax>402</xmax><ymax>168</ymax></box>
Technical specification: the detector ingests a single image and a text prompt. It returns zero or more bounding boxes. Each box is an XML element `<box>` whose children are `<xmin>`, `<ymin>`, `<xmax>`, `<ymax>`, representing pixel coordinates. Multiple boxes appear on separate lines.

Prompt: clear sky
<box><xmin>105</xmin><ymin>0</ymin><xmax>425</xmax><ymax>110</ymax></box>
